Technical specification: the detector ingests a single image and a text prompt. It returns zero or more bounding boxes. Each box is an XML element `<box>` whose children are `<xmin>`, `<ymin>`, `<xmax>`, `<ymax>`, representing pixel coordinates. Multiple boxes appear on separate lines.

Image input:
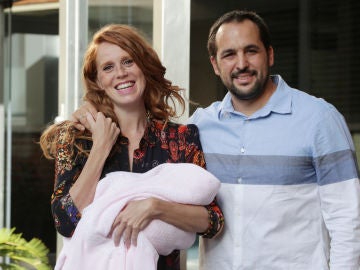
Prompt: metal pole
<box><xmin>5</xmin><ymin>0</ymin><xmax>12</xmax><ymax>231</ymax></box>
<box><xmin>0</xmin><ymin>0</ymin><xmax>5</xmax><ymax>231</ymax></box>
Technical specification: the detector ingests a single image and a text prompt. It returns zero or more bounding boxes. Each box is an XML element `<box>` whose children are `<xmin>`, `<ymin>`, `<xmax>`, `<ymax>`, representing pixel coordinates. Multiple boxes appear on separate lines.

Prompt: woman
<box><xmin>40</xmin><ymin>24</ymin><xmax>223</xmax><ymax>270</ymax></box>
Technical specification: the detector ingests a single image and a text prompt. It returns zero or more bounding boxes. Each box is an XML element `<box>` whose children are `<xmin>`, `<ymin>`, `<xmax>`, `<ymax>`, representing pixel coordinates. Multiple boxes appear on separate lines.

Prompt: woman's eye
<box><xmin>122</xmin><ymin>59</ymin><xmax>134</xmax><ymax>67</ymax></box>
<box><xmin>103</xmin><ymin>65</ymin><xmax>113</xmax><ymax>71</ymax></box>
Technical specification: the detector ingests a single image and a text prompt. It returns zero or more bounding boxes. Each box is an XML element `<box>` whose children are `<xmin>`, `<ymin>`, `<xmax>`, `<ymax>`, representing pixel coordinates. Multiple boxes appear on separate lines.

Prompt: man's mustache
<box><xmin>231</xmin><ymin>69</ymin><xmax>257</xmax><ymax>79</ymax></box>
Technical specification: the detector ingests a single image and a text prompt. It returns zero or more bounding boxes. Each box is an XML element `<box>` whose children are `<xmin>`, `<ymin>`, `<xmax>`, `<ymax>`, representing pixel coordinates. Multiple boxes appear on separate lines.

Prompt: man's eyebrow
<box><xmin>219</xmin><ymin>44</ymin><xmax>261</xmax><ymax>56</ymax></box>
<box><xmin>245</xmin><ymin>44</ymin><xmax>260</xmax><ymax>50</ymax></box>
<box><xmin>219</xmin><ymin>48</ymin><xmax>236</xmax><ymax>57</ymax></box>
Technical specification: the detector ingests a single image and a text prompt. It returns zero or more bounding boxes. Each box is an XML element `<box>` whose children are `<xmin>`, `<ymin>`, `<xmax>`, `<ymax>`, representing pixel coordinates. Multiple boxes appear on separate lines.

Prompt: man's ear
<box><xmin>210</xmin><ymin>56</ymin><xmax>220</xmax><ymax>76</ymax></box>
<box><xmin>268</xmin><ymin>46</ymin><xmax>274</xmax><ymax>67</ymax></box>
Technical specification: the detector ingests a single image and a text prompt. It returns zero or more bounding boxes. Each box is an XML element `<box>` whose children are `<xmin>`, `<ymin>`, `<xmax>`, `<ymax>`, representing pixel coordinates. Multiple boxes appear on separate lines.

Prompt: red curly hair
<box><xmin>83</xmin><ymin>24</ymin><xmax>185</xmax><ymax>123</ymax></box>
<box><xmin>40</xmin><ymin>24</ymin><xmax>185</xmax><ymax>159</ymax></box>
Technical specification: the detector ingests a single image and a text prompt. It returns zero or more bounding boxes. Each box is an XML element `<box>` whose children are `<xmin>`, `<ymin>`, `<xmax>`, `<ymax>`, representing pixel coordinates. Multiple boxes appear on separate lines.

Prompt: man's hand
<box><xmin>71</xmin><ymin>101</ymin><xmax>98</xmax><ymax>131</ymax></box>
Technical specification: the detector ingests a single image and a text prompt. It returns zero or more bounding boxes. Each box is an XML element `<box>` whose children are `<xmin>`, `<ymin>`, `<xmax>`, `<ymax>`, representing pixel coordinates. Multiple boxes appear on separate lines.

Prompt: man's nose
<box><xmin>235</xmin><ymin>53</ymin><xmax>249</xmax><ymax>70</ymax></box>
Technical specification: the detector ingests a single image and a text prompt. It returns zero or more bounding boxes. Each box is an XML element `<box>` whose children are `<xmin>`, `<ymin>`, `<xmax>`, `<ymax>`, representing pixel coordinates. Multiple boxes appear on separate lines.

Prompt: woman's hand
<box><xmin>110</xmin><ymin>198</ymin><xmax>158</xmax><ymax>248</ymax></box>
<box><xmin>109</xmin><ymin>197</ymin><xmax>211</xmax><ymax>249</ymax></box>
<box><xmin>71</xmin><ymin>101</ymin><xmax>98</xmax><ymax>131</ymax></box>
<box><xmin>87</xmin><ymin>112</ymin><xmax>120</xmax><ymax>154</ymax></box>
<box><xmin>69</xmin><ymin>112</ymin><xmax>119</xmax><ymax>212</ymax></box>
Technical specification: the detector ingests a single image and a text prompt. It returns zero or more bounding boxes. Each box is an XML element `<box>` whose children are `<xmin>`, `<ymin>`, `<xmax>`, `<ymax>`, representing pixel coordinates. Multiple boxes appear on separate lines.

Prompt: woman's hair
<box><xmin>83</xmin><ymin>24</ymin><xmax>185</xmax><ymax>122</ymax></box>
<box><xmin>207</xmin><ymin>10</ymin><xmax>272</xmax><ymax>57</ymax></box>
<box><xmin>40</xmin><ymin>24</ymin><xmax>185</xmax><ymax>159</ymax></box>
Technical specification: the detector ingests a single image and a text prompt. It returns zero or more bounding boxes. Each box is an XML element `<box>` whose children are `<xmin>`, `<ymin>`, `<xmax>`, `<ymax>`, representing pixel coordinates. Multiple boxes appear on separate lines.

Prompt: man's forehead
<box><xmin>215</xmin><ymin>22</ymin><xmax>261</xmax><ymax>48</ymax></box>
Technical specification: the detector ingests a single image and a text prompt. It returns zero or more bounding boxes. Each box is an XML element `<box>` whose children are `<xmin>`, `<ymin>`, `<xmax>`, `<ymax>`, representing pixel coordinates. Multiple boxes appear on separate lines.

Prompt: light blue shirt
<box><xmin>189</xmin><ymin>75</ymin><xmax>360</xmax><ymax>270</ymax></box>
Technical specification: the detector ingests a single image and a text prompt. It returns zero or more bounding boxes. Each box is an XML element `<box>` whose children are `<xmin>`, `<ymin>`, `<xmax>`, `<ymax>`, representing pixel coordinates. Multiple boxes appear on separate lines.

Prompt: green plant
<box><xmin>0</xmin><ymin>227</ymin><xmax>51</xmax><ymax>270</ymax></box>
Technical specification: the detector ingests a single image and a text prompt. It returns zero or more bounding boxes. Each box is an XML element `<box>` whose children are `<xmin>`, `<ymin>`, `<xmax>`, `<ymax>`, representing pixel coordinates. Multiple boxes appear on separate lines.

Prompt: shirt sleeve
<box><xmin>184</xmin><ymin>124</ymin><xmax>224</xmax><ymax>238</ymax></box>
<box><xmin>51</xmin><ymin>127</ymin><xmax>85</xmax><ymax>237</ymax></box>
<box><xmin>312</xmin><ymin>106</ymin><xmax>360</xmax><ymax>269</ymax></box>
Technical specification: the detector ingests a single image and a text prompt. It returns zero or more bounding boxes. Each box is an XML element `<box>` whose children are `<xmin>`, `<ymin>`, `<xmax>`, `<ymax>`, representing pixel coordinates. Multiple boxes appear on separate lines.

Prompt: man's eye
<box><xmin>247</xmin><ymin>49</ymin><xmax>258</xmax><ymax>54</ymax></box>
<box><xmin>222</xmin><ymin>52</ymin><xmax>235</xmax><ymax>59</ymax></box>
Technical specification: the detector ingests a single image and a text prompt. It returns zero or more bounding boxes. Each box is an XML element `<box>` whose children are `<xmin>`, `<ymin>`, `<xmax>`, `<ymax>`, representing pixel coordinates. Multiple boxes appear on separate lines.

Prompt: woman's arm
<box><xmin>69</xmin><ymin>112</ymin><xmax>120</xmax><ymax>211</ymax></box>
<box><xmin>181</xmin><ymin>123</ymin><xmax>224</xmax><ymax>238</ymax></box>
<box><xmin>51</xmin><ymin>112</ymin><xmax>119</xmax><ymax>236</ymax></box>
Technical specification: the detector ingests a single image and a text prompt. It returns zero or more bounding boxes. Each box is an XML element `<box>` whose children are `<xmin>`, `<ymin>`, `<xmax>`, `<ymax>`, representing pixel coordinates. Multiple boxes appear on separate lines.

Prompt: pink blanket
<box><xmin>55</xmin><ymin>163</ymin><xmax>220</xmax><ymax>270</ymax></box>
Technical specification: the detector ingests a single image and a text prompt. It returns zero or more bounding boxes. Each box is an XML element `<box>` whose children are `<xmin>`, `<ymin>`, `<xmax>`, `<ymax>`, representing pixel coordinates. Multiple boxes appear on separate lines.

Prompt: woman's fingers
<box><xmin>112</xmin><ymin>221</ymin><xmax>126</xmax><ymax>247</ymax></box>
<box><xmin>86</xmin><ymin>112</ymin><xmax>96</xmax><ymax>132</ymax></box>
<box><xmin>122</xmin><ymin>227</ymin><xmax>132</xmax><ymax>248</ymax></box>
<box><xmin>90</xmin><ymin>112</ymin><xmax>119</xmax><ymax>150</ymax></box>
<box><xmin>71</xmin><ymin>102</ymin><xmax>97</xmax><ymax>131</ymax></box>
<box><xmin>131</xmin><ymin>227</ymin><xmax>139</xmax><ymax>247</ymax></box>
<box><xmin>111</xmin><ymin>219</ymin><xmax>137</xmax><ymax>248</ymax></box>
<box><xmin>109</xmin><ymin>199</ymin><xmax>158</xmax><ymax>248</ymax></box>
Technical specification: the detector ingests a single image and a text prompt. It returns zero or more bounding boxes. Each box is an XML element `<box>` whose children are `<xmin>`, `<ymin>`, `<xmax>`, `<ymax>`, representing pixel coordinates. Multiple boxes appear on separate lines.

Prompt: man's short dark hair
<box><xmin>207</xmin><ymin>10</ymin><xmax>272</xmax><ymax>57</ymax></box>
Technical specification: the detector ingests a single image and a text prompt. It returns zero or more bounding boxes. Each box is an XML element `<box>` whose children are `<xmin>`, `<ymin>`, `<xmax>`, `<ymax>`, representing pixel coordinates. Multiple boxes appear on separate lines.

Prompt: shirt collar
<box><xmin>218</xmin><ymin>75</ymin><xmax>292</xmax><ymax>120</ymax></box>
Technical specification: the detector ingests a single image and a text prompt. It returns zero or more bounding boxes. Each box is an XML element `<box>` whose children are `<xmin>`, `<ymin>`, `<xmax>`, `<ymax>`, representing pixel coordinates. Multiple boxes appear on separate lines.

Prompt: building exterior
<box><xmin>0</xmin><ymin>0</ymin><xmax>359</xmax><ymax>268</ymax></box>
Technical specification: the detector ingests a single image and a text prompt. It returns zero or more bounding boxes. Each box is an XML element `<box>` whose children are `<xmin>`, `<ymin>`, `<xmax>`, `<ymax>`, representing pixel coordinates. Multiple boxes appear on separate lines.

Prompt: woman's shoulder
<box><xmin>153</xmin><ymin>119</ymin><xmax>199</xmax><ymax>134</ymax></box>
<box><xmin>52</xmin><ymin>121</ymin><xmax>76</xmax><ymax>143</ymax></box>
<box><xmin>50</xmin><ymin>121</ymin><xmax>91</xmax><ymax>154</ymax></box>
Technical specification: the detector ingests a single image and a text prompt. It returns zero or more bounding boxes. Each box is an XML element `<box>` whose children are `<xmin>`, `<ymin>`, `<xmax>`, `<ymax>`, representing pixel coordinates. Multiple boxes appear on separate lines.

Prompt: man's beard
<box><xmin>229</xmin><ymin>69</ymin><xmax>268</xmax><ymax>101</ymax></box>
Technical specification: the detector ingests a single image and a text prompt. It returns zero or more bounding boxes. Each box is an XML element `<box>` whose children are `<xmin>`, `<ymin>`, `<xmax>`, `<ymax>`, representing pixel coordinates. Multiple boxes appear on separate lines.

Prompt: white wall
<box><xmin>153</xmin><ymin>0</ymin><xmax>191</xmax><ymax>124</ymax></box>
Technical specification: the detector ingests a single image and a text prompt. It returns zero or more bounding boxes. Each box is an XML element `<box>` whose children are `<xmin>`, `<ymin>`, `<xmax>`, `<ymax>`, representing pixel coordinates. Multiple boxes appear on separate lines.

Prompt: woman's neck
<box><xmin>115</xmin><ymin>106</ymin><xmax>148</xmax><ymax>172</ymax></box>
<box><xmin>116</xmin><ymin>107</ymin><xmax>148</xmax><ymax>138</ymax></box>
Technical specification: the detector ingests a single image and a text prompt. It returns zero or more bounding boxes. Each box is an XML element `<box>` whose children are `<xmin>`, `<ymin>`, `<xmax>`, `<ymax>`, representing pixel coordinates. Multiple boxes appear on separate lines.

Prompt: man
<box><xmin>189</xmin><ymin>10</ymin><xmax>360</xmax><ymax>270</ymax></box>
<box><xmin>72</xmin><ymin>10</ymin><xmax>360</xmax><ymax>269</ymax></box>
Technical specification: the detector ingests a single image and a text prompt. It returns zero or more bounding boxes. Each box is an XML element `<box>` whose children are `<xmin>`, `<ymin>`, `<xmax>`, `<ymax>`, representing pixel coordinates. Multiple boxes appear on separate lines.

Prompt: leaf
<box><xmin>0</xmin><ymin>227</ymin><xmax>51</xmax><ymax>269</ymax></box>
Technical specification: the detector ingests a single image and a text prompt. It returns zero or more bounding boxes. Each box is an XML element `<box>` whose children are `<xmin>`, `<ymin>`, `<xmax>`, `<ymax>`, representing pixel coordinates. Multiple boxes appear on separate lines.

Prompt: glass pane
<box><xmin>4</xmin><ymin>6</ymin><xmax>59</xmax><ymax>267</ymax></box>
<box><xmin>88</xmin><ymin>0</ymin><xmax>153</xmax><ymax>40</ymax></box>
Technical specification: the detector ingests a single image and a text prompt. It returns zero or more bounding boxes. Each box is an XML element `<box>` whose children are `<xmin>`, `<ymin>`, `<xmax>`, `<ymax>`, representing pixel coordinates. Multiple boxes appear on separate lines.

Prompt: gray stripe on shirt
<box><xmin>205</xmin><ymin>149</ymin><xmax>358</xmax><ymax>185</ymax></box>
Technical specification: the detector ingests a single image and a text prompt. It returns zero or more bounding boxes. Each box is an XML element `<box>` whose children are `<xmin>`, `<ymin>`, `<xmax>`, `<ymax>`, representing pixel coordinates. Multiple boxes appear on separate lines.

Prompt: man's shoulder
<box><xmin>285</xmin><ymin>88</ymin><xmax>347</xmax><ymax>131</ymax></box>
<box><xmin>276</xmin><ymin>76</ymin><xmax>335</xmax><ymax>113</ymax></box>
<box><xmin>291</xmin><ymin>88</ymin><xmax>337</xmax><ymax>113</ymax></box>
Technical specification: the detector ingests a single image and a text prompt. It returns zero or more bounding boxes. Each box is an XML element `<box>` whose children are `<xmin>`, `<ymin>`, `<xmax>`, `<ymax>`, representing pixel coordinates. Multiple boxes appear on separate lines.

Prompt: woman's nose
<box><xmin>116</xmin><ymin>65</ymin><xmax>128</xmax><ymax>77</ymax></box>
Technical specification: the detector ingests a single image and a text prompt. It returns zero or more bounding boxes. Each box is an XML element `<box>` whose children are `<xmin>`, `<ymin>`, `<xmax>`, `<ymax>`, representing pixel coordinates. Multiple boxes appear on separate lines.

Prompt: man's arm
<box><xmin>314</xmin><ymin>107</ymin><xmax>360</xmax><ymax>269</ymax></box>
